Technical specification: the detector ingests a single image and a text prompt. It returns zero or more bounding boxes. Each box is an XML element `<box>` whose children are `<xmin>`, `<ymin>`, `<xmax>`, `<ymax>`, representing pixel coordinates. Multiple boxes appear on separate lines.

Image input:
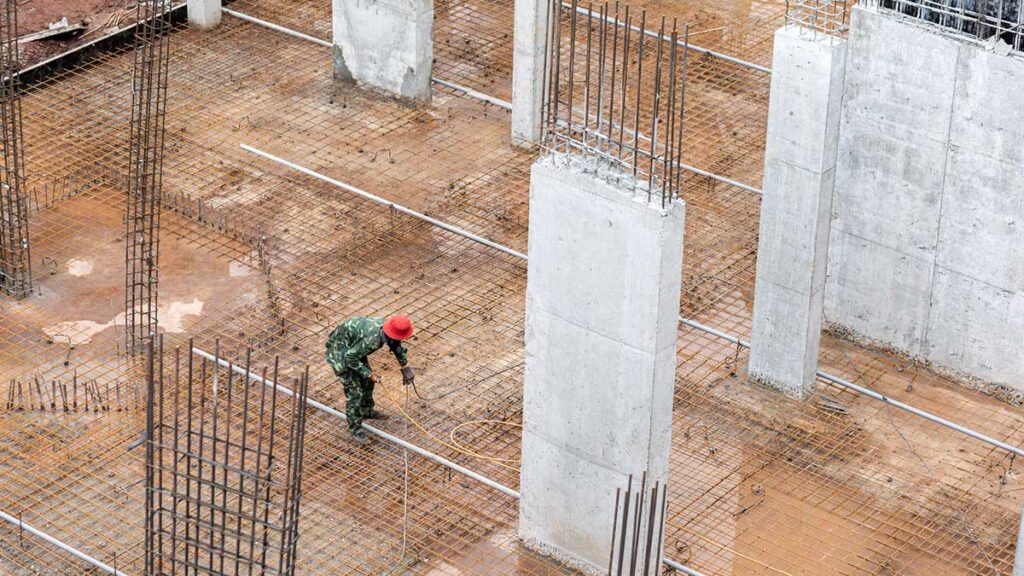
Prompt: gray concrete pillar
<box><xmin>748</xmin><ymin>26</ymin><xmax>847</xmax><ymax>399</ymax></box>
<box><xmin>511</xmin><ymin>0</ymin><xmax>551</xmax><ymax>148</ymax></box>
<box><xmin>332</xmin><ymin>0</ymin><xmax>433</xmax><ymax>103</ymax></box>
<box><xmin>519</xmin><ymin>153</ymin><xmax>685</xmax><ymax>573</ymax></box>
<box><xmin>187</xmin><ymin>0</ymin><xmax>221</xmax><ymax>30</ymax></box>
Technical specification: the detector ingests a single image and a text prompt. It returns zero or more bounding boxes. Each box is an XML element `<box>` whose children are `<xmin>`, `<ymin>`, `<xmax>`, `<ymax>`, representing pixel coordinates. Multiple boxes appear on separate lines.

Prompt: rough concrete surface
<box><xmin>520</xmin><ymin>153</ymin><xmax>685</xmax><ymax>572</ymax></box>
<box><xmin>749</xmin><ymin>25</ymin><xmax>846</xmax><ymax>398</ymax></box>
<box><xmin>188</xmin><ymin>0</ymin><xmax>222</xmax><ymax>30</ymax></box>
<box><xmin>827</xmin><ymin>4</ymin><xmax>1024</xmax><ymax>391</ymax></box>
<box><xmin>511</xmin><ymin>0</ymin><xmax>549</xmax><ymax>147</ymax></box>
<box><xmin>332</xmin><ymin>0</ymin><xmax>433</xmax><ymax>102</ymax></box>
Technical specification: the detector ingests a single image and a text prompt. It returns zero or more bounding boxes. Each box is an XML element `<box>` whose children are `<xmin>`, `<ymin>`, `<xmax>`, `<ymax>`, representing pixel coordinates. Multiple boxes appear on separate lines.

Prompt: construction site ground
<box><xmin>1</xmin><ymin>0</ymin><xmax>1023</xmax><ymax>574</ymax></box>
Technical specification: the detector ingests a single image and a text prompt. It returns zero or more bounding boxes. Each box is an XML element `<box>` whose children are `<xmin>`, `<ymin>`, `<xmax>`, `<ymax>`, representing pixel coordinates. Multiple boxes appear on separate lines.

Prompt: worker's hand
<box><xmin>401</xmin><ymin>366</ymin><xmax>415</xmax><ymax>386</ymax></box>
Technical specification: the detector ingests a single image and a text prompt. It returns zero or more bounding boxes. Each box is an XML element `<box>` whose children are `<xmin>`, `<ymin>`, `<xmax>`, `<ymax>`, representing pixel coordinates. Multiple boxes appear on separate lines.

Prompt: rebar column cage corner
<box><xmin>785</xmin><ymin>0</ymin><xmax>851</xmax><ymax>37</ymax></box>
<box><xmin>126</xmin><ymin>0</ymin><xmax>173</xmax><ymax>352</ymax></box>
<box><xmin>867</xmin><ymin>0</ymin><xmax>1024</xmax><ymax>52</ymax></box>
<box><xmin>144</xmin><ymin>339</ymin><xmax>310</xmax><ymax>576</ymax></box>
<box><xmin>0</xmin><ymin>0</ymin><xmax>32</xmax><ymax>299</ymax></box>
<box><xmin>541</xmin><ymin>0</ymin><xmax>691</xmax><ymax>208</ymax></box>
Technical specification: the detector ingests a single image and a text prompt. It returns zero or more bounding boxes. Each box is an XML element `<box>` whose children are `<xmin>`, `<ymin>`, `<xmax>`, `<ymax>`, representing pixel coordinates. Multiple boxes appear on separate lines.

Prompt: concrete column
<box><xmin>187</xmin><ymin>0</ymin><xmax>221</xmax><ymax>30</ymax></box>
<box><xmin>519</xmin><ymin>153</ymin><xmax>685</xmax><ymax>573</ymax></box>
<box><xmin>332</xmin><ymin>0</ymin><xmax>433</xmax><ymax>103</ymax></box>
<box><xmin>748</xmin><ymin>26</ymin><xmax>847</xmax><ymax>399</ymax></box>
<box><xmin>511</xmin><ymin>0</ymin><xmax>551</xmax><ymax>147</ymax></box>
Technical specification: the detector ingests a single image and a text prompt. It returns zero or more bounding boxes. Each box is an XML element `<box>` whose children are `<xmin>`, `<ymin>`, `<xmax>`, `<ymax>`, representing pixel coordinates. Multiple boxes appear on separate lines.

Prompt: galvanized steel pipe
<box><xmin>0</xmin><ymin>509</ymin><xmax>129</xmax><ymax>576</ymax></box>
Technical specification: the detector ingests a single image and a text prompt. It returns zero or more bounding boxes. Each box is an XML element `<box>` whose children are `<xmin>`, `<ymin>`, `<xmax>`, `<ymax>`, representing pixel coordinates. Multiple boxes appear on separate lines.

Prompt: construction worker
<box><xmin>325</xmin><ymin>315</ymin><xmax>415</xmax><ymax>445</ymax></box>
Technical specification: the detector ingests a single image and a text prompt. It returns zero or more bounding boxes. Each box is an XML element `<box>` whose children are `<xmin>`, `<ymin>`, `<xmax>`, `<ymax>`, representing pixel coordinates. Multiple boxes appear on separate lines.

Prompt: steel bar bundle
<box><xmin>785</xmin><ymin>0</ymin><xmax>850</xmax><ymax>36</ymax></box>
<box><xmin>125</xmin><ymin>0</ymin><xmax>173</xmax><ymax>352</ymax></box>
<box><xmin>144</xmin><ymin>338</ymin><xmax>309</xmax><ymax>575</ymax></box>
<box><xmin>606</xmin><ymin>472</ymin><xmax>668</xmax><ymax>576</ymax></box>
<box><xmin>874</xmin><ymin>0</ymin><xmax>1024</xmax><ymax>50</ymax></box>
<box><xmin>0</xmin><ymin>0</ymin><xmax>30</xmax><ymax>298</ymax></box>
<box><xmin>542</xmin><ymin>0</ymin><xmax>690</xmax><ymax>207</ymax></box>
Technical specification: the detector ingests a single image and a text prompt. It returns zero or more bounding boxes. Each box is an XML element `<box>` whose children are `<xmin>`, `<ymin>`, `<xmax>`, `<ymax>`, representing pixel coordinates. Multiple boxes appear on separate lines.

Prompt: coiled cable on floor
<box><xmin>379</xmin><ymin>378</ymin><xmax>521</xmax><ymax>471</ymax></box>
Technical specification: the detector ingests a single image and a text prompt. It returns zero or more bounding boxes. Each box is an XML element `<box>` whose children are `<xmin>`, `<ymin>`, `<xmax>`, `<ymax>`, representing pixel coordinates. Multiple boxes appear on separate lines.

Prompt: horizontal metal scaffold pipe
<box><xmin>562</xmin><ymin>1</ymin><xmax>773</xmax><ymax>74</ymax></box>
<box><xmin>221</xmin><ymin>9</ymin><xmax>513</xmax><ymax>110</ymax></box>
<box><xmin>241</xmin><ymin>145</ymin><xmax>528</xmax><ymax>260</ymax></box>
<box><xmin>0</xmin><ymin>509</ymin><xmax>129</xmax><ymax>576</ymax></box>
<box><xmin>222</xmin><ymin>7</ymin><xmax>331</xmax><ymax>48</ymax></box>
<box><xmin>664</xmin><ymin>557</ymin><xmax>711</xmax><ymax>576</ymax></box>
<box><xmin>191</xmin><ymin>347</ymin><xmax>521</xmax><ymax>499</ymax></box>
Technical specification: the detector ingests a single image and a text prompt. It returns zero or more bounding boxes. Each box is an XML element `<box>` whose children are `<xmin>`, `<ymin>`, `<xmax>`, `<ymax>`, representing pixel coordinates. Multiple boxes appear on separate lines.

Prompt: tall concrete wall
<box><xmin>827</xmin><ymin>4</ymin><xmax>1024</xmax><ymax>392</ymax></box>
<box><xmin>332</xmin><ymin>0</ymin><xmax>433</xmax><ymax>103</ymax></box>
<box><xmin>520</xmin><ymin>153</ymin><xmax>685</xmax><ymax>573</ymax></box>
<box><xmin>749</xmin><ymin>26</ymin><xmax>846</xmax><ymax>399</ymax></box>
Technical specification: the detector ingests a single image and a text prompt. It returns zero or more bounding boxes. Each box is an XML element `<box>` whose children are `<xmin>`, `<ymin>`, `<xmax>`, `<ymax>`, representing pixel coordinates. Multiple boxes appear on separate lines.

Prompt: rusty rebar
<box><xmin>0</xmin><ymin>0</ymin><xmax>31</xmax><ymax>298</ymax></box>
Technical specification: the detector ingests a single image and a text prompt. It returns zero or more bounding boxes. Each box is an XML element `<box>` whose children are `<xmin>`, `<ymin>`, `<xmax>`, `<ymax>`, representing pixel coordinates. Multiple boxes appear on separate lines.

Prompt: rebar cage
<box><xmin>0</xmin><ymin>0</ymin><xmax>31</xmax><ymax>298</ymax></box>
<box><xmin>144</xmin><ymin>339</ymin><xmax>309</xmax><ymax>576</ymax></box>
<box><xmin>870</xmin><ymin>0</ymin><xmax>1024</xmax><ymax>51</ymax></box>
<box><xmin>126</xmin><ymin>0</ymin><xmax>174</xmax><ymax>352</ymax></box>
<box><xmin>785</xmin><ymin>0</ymin><xmax>851</xmax><ymax>36</ymax></box>
<box><xmin>542</xmin><ymin>0</ymin><xmax>690</xmax><ymax>208</ymax></box>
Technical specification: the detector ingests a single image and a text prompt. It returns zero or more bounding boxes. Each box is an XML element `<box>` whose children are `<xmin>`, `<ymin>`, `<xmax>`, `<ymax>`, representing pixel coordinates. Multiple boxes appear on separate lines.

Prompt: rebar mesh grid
<box><xmin>0</xmin><ymin>0</ymin><xmax>31</xmax><ymax>299</ymax></box>
<box><xmin>126</xmin><ymin>1</ymin><xmax>174</xmax><ymax>353</ymax></box>
<box><xmin>542</xmin><ymin>0</ymin><xmax>691</xmax><ymax>207</ymax></box>
<box><xmin>144</xmin><ymin>339</ymin><xmax>309</xmax><ymax>576</ymax></box>
<box><xmin>0</xmin><ymin>2</ymin><xmax>1021</xmax><ymax>576</ymax></box>
<box><xmin>873</xmin><ymin>0</ymin><xmax>1024</xmax><ymax>51</ymax></box>
<box><xmin>786</xmin><ymin>0</ymin><xmax>851</xmax><ymax>36</ymax></box>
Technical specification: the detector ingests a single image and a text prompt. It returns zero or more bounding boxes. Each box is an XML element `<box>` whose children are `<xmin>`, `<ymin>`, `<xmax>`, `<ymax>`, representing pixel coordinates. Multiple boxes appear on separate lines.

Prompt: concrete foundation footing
<box><xmin>519</xmin><ymin>152</ymin><xmax>685</xmax><ymax>571</ymax></box>
<box><xmin>748</xmin><ymin>26</ymin><xmax>847</xmax><ymax>399</ymax></box>
<box><xmin>332</xmin><ymin>0</ymin><xmax>433</xmax><ymax>103</ymax></box>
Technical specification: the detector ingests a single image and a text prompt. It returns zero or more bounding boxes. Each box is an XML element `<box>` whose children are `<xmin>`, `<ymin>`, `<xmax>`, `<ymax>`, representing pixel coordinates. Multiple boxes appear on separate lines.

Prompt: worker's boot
<box><xmin>350</xmin><ymin>429</ymin><xmax>369</xmax><ymax>446</ymax></box>
<box><xmin>363</xmin><ymin>410</ymin><xmax>390</xmax><ymax>421</ymax></box>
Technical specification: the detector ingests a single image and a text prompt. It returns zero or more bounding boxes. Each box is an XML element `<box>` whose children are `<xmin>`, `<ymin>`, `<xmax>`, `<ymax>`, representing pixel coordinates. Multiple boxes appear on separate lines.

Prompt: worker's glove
<box><xmin>401</xmin><ymin>366</ymin><xmax>415</xmax><ymax>386</ymax></box>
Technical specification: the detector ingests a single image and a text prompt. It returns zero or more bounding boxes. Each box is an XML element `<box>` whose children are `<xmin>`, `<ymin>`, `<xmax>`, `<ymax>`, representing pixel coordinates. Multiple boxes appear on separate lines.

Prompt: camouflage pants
<box><xmin>326</xmin><ymin>348</ymin><xmax>375</xmax><ymax>434</ymax></box>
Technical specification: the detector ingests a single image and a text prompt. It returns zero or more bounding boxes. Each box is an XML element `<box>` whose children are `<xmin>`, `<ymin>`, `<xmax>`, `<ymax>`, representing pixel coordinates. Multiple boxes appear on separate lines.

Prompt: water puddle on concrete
<box><xmin>43</xmin><ymin>298</ymin><xmax>205</xmax><ymax>345</ymax></box>
<box><xmin>43</xmin><ymin>320</ymin><xmax>110</xmax><ymax>346</ymax></box>
<box><xmin>229</xmin><ymin>261</ymin><xmax>253</xmax><ymax>277</ymax></box>
<box><xmin>160</xmin><ymin>299</ymin><xmax>205</xmax><ymax>332</ymax></box>
<box><xmin>66</xmin><ymin>258</ymin><xmax>94</xmax><ymax>277</ymax></box>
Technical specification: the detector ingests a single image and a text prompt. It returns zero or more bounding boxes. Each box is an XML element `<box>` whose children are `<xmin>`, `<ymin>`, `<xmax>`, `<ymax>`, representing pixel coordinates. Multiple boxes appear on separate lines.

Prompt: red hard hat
<box><xmin>383</xmin><ymin>315</ymin><xmax>414</xmax><ymax>341</ymax></box>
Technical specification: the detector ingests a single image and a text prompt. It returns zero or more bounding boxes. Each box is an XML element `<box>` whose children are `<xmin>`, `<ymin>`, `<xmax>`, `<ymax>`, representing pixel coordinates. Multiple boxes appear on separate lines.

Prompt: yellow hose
<box><xmin>377</xmin><ymin>378</ymin><xmax>521</xmax><ymax>471</ymax></box>
<box><xmin>449</xmin><ymin>420</ymin><xmax>522</xmax><ymax>464</ymax></box>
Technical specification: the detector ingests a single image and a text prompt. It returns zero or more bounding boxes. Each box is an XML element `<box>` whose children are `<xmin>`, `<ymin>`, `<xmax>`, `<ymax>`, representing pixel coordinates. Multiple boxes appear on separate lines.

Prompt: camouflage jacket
<box><xmin>325</xmin><ymin>317</ymin><xmax>409</xmax><ymax>379</ymax></box>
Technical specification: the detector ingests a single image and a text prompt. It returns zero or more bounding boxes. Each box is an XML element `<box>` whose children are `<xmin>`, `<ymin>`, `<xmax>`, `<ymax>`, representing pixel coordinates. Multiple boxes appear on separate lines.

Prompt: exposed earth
<box><xmin>17</xmin><ymin>0</ymin><xmax>133</xmax><ymax>68</ymax></box>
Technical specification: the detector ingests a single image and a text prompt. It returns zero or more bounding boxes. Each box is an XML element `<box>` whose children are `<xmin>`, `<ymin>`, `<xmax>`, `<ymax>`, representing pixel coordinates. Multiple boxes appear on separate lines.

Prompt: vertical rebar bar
<box><xmin>125</xmin><ymin>0</ymin><xmax>172</xmax><ymax>352</ymax></box>
<box><xmin>567</xmin><ymin>0</ymin><xmax>579</xmax><ymax>139</ymax></box>
<box><xmin>0</xmin><ymin>0</ymin><xmax>31</xmax><ymax>299</ymax></box>
<box><xmin>541</xmin><ymin>2</ymin><xmax>689</xmax><ymax>205</ymax></box>
<box><xmin>144</xmin><ymin>345</ymin><xmax>307</xmax><ymax>574</ymax></box>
